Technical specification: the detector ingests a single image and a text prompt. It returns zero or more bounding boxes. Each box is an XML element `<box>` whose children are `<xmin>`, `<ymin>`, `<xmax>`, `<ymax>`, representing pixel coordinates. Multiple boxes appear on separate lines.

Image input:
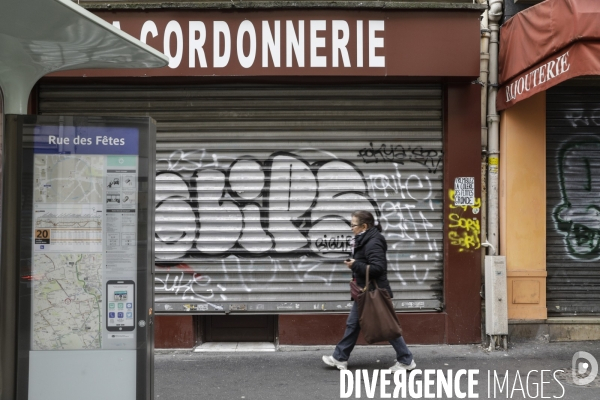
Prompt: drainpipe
<box><xmin>479</xmin><ymin>4</ymin><xmax>490</xmax><ymax>150</ymax></box>
<box><xmin>487</xmin><ymin>0</ymin><xmax>503</xmax><ymax>258</ymax></box>
<box><xmin>477</xmin><ymin>0</ymin><xmax>490</xmax><ymax>342</ymax></box>
<box><xmin>487</xmin><ymin>0</ymin><xmax>503</xmax><ymax>253</ymax></box>
<box><xmin>486</xmin><ymin>0</ymin><xmax>505</xmax><ymax>350</ymax></box>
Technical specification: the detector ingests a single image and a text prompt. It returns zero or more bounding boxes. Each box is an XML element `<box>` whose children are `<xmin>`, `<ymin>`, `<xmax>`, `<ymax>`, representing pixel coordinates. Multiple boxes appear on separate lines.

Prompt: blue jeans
<box><xmin>332</xmin><ymin>302</ymin><xmax>413</xmax><ymax>365</ymax></box>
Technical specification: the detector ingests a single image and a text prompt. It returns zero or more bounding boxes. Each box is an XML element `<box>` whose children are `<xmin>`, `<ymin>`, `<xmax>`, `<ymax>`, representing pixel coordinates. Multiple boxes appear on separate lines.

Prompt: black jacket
<box><xmin>351</xmin><ymin>227</ymin><xmax>393</xmax><ymax>298</ymax></box>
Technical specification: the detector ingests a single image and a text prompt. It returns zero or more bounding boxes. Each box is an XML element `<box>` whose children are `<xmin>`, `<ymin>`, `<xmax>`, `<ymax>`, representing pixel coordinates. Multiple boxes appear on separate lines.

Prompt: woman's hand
<box><xmin>344</xmin><ymin>258</ymin><xmax>355</xmax><ymax>269</ymax></box>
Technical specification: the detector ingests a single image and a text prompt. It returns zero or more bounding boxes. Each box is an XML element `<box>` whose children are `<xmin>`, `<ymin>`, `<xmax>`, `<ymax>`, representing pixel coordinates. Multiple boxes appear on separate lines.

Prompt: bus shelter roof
<box><xmin>0</xmin><ymin>0</ymin><xmax>168</xmax><ymax>114</ymax></box>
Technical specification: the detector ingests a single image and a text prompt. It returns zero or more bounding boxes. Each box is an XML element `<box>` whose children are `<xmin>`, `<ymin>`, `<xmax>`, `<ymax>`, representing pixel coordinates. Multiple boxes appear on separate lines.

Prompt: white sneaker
<box><xmin>322</xmin><ymin>355</ymin><xmax>348</xmax><ymax>370</ymax></box>
<box><xmin>389</xmin><ymin>360</ymin><xmax>416</xmax><ymax>371</ymax></box>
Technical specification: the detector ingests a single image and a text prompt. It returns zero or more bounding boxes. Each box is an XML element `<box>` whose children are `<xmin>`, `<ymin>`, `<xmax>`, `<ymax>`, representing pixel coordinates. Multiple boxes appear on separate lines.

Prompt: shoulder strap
<box><xmin>365</xmin><ymin>265</ymin><xmax>379</xmax><ymax>291</ymax></box>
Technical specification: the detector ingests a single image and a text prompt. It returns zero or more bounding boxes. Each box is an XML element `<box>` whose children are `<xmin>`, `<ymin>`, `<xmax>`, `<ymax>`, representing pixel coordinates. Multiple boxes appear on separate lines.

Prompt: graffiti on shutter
<box><xmin>553</xmin><ymin>137</ymin><xmax>600</xmax><ymax>260</ymax></box>
<box><xmin>547</xmin><ymin>83</ymin><xmax>600</xmax><ymax>315</ymax></box>
<box><xmin>154</xmin><ymin>143</ymin><xmax>443</xmax><ymax>311</ymax></box>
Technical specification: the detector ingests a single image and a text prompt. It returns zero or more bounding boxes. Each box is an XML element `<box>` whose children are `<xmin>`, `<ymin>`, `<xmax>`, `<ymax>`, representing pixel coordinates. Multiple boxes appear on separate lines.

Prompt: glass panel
<box><xmin>29</xmin><ymin>123</ymin><xmax>140</xmax><ymax>350</ymax></box>
<box><xmin>16</xmin><ymin>115</ymin><xmax>154</xmax><ymax>400</ymax></box>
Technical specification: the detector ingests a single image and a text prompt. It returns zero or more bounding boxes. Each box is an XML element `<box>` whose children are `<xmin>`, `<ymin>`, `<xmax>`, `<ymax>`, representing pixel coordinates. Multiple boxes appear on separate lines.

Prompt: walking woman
<box><xmin>322</xmin><ymin>210</ymin><xmax>416</xmax><ymax>371</ymax></box>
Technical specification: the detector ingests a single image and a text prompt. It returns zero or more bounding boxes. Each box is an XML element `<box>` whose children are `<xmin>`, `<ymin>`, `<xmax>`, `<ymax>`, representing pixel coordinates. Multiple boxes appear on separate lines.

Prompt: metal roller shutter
<box><xmin>547</xmin><ymin>81</ymin><xmax>600</xmax><ymax>316</ymax></box>
<box><xmin>39</xmin><ymin>83</ymin><xmax>444</xmax><ymax>314</ymax></box>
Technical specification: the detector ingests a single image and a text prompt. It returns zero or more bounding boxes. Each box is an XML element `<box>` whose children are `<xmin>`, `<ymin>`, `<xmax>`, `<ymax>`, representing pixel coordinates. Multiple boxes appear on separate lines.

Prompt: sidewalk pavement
<box><xmin>155</xmin><ymin>341</ymin><xmax>600</xmax><ymax>400</ymax></box>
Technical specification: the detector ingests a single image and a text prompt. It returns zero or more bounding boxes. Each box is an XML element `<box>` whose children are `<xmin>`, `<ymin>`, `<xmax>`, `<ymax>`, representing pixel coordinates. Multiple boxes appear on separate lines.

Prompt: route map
<box><xmin>34</xmin><ymin>155</ymin><xmax>104</xmax><ymax>203</ymax></box>
<box><xmin>35</xmin><ymin>211</ymin><xmax>102</xmax><ymax>229</ymax></box>
<box><xmin>32</xmin><ymin>253</ymin><xmax>103</xmax><ymax>350</ymax></box>
<box><xmin>33</xmin><ymin>205</ymin><xmax>104</xmax><ymax>252</ymax></box>
<box><xmin>34</xmin><ymin>210</ymin><xmax>102</xmax><ymax>246</ymax></box>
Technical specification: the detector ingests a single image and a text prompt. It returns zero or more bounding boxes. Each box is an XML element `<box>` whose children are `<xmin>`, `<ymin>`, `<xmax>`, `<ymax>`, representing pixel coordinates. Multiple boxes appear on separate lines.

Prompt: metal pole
<box><xmin>0</xmin><ymin>115</ymin><xmax>22</xmax><ymax>400</ymax></box>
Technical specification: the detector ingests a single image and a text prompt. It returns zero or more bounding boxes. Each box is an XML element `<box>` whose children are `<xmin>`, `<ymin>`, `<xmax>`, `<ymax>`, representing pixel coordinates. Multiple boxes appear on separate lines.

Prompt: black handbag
<box><xmin>356</xmin><ymin>266</ymin><xmax>403</xmax><ymax>344</ymax></box>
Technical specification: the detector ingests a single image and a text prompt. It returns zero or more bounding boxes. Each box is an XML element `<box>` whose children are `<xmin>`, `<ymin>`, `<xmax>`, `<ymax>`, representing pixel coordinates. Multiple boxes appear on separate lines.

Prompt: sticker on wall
<box><xmin>453</xmin><ymin>177</ymin><xmax>475</xmax><ymax>206</ymax></box>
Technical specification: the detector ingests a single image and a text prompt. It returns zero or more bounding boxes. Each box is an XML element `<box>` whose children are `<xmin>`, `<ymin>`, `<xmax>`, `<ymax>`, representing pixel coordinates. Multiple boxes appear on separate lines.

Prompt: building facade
<box><xmin>38</xmin><ymin>0</ymin><xmax>486</xmax><ymax>347</ymax></box>
<box><xmin>499</xmin><ymin>0</ymin><xmax>600</xmax><ymax>341</ymax></box>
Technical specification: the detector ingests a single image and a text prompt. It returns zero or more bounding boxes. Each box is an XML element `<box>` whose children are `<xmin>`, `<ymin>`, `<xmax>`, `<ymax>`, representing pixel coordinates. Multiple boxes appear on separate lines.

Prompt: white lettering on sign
<box><xmin>454</xmin><ymin>177</ymin><xmax>475</xmax><ymax>206</ymax></box>
<box><xmin>286</xmin><ymin>20</ymin><xmax>304</xmax><ymax>67</ymax></box>
<box><xmin>213</xmin><ymin>21</ymin><xmax>231</xmax><ymax>68</ymax></box>
<box><xmin>357</xmin><ymin>20</ymin><xmax>364</xmax><ymax>68</ymax></box>
<box><xmin>140</xmin><ymin>20</ymin><xmax>158</xmax><ymax>44</ymax></box>
<box><xmin>237</xmin><ymin>20</ymin><xmax>257</xmax><ymax>69</ymax></box>
<box><xmin>95</xmin><ymin>136</ymin><xmax>126</xmax><ymax>146</ymax></box>
<box><xmin>369</xmin><ymin>20</ymin><xmax>385</xmax><ymax>68</ymax></box>
<box><xmin>262</xmin><ymin>21</ymin><xmax>280</xmax><ymax>68</ymax></box>
<box><xmin>164</xmin><ymin>20</ymin><xmax>184</xmax><ymax>69</ymax></box>
<box><xmin>332</xmin><ymin>20</ymin><xmax>350</xmax><ymax>68</ymax></box>
<box><xmin>112</xmin><ymin>19</ymin><xmax>386</xmax><ymax>69</ymax></box>
<box><xmin>47</xmin><ymin>136</ymin><xmax>124</xmax><ymax>146</ymax></box>
<box><xmin>505</xmin><ymin>51</ymin><xmax>571</xmax><ymax>103</ymax></box>
<box><xmin>189</xmin><ymin>21</ymin><xmax>207</xmax><ymax>68</ymax></box>
<box><xmin>310</xmin><ymin>20</ymin><xmax>327</xmax><ymax>67</ymax></box>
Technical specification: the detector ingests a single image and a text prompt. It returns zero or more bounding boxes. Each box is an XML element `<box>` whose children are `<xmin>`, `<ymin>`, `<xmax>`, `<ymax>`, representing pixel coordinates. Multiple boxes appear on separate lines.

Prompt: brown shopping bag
<box><xmin>357</xmin><ymin>266</ymin><xmax>402</xmax><ymax>344</ymax></box>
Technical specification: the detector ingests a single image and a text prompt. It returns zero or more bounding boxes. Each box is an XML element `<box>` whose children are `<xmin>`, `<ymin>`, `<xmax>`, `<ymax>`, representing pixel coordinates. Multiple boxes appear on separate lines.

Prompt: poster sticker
<box><xmin>454</xmin><ymin>177</ymin><xmax>475</xmax><ymax>206</ymax></box>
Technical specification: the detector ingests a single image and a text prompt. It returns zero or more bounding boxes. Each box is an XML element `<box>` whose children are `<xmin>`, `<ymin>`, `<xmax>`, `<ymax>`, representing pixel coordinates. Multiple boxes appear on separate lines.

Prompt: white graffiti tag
<box><xmin>155</xmin><ymin>151</ymin><xmax>377</xmax><ymax>259</ymax></box>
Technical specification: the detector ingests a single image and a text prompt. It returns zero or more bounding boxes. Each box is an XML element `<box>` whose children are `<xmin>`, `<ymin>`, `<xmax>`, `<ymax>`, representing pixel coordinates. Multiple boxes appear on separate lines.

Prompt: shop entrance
<box><xmin>38</xmin><ymin>83</ymin><xmax>445</xmax><ymax>316</ymax></box>
<box><xmin>546</xmin><ymin>81</ymin><xmax>600</xmax><ymax>316</ymax></box>
<box><xmin>203</xmin><ymin>315</ymin><xmax>276</xmax><ymax>342</ymax></box>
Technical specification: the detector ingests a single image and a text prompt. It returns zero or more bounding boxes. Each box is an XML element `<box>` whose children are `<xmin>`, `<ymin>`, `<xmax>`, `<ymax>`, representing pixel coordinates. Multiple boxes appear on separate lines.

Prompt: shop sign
<box><xmin>497</xmin><ymin>0</ymin><xmax>600</xmax><ymax>111</ymax></box>
<box><xmin>135</xmin><ymin>19</ymin><xmax>386</xmax><ymax>70</ymax></box>
<box><xmin>504</xmin><ymin>51</ymin><xmax>571</xmax><ymax>105</ymax></box>
<box><xmin>51</xmin><ymin>10</ymin><xmax>481</xmax><ymax>78</ymax></box>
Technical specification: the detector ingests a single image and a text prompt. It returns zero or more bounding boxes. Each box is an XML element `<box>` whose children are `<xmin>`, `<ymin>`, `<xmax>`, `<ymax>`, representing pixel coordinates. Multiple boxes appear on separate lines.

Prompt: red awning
<box><xmin>498</xmin><ymin>0</ymin><xmax>600</xmax><ymax>111</ymax></box>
